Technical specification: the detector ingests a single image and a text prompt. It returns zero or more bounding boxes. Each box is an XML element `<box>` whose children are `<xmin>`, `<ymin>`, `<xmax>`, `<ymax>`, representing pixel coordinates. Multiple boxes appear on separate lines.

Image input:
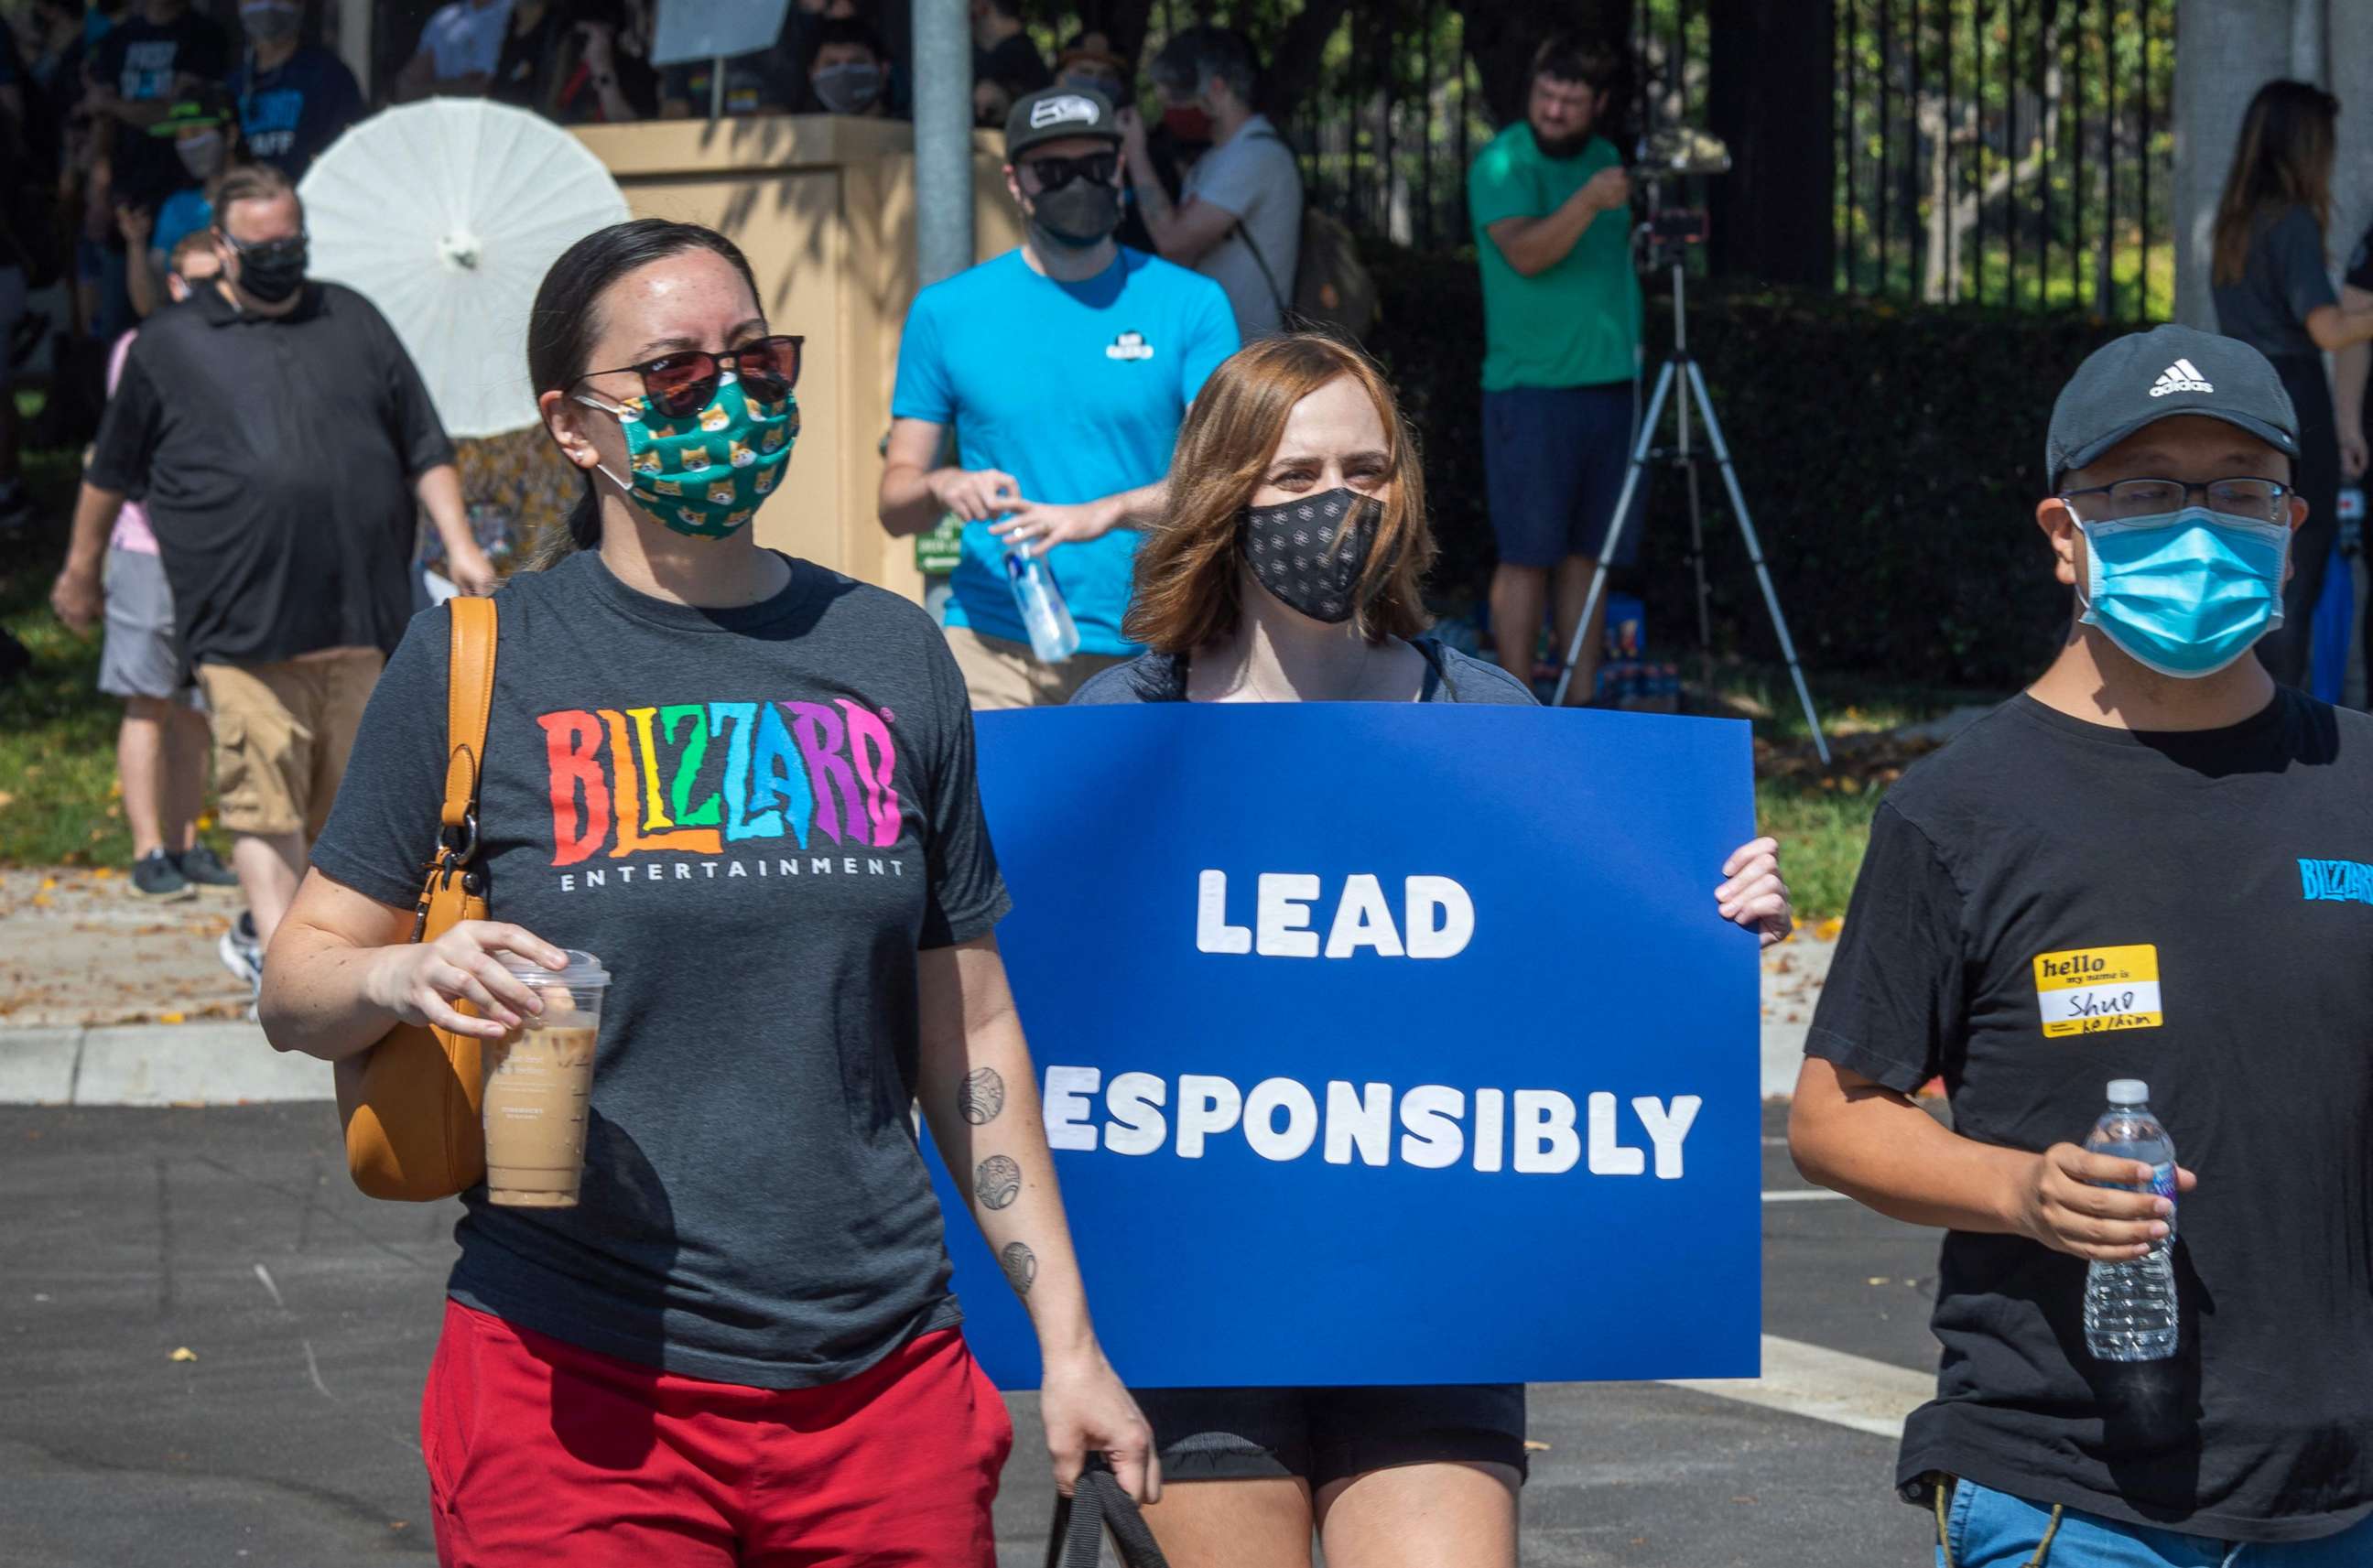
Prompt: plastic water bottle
<box><xmin>1005</xmin><ymin>548</ymin><xmax>1079</xmax><ymax>665</ymax></box>
<box><xmin>2082</xmin><ymin>1079</ymin><xmax>2180</xmax><ymax>1362</ymax></box>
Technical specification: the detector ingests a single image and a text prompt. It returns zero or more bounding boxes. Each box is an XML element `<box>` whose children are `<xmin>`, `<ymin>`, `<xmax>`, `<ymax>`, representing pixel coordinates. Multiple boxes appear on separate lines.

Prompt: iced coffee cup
<box><xmin>481</xmin><ymin>950</ymin><xmax>610</xmax><ymax>1208</ymax></box>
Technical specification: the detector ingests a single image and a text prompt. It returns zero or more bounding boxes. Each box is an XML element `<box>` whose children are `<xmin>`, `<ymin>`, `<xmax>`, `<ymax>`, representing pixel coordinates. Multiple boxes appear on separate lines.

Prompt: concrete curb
<box><xmin>0</xmin><ymin>1022</ymin><xmax>331</xmax><ymax>1106</ymax></box>
<box><xmin>8</xmin><ymin>1020</ymin><xmax>1808</xmax><ymax>1108</ymax></box>
<box><xmin>1761</xmin><ymin>1020</ymin><xmax>1810</xmax><ymax>1099</ymax></box>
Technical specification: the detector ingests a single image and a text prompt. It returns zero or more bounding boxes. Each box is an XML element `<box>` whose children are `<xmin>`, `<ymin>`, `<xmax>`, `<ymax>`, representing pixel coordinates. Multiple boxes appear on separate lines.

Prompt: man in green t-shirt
<box><xmin>1468</xmin><ymin>35</ymin><xmax>1642</xmax><ymax>703</ymax></box>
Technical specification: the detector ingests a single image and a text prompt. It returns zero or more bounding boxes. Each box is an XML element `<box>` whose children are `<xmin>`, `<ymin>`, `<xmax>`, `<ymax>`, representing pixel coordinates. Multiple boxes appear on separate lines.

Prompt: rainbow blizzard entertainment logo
<box><xmin>536</xmin><ymin>701</ymin><xmax>903</xmax><ymax>873</ymax></box>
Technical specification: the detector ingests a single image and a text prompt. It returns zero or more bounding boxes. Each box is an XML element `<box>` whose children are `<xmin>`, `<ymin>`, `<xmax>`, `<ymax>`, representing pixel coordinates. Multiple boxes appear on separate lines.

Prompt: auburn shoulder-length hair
<box><xmin>2211</xmin><ymin>80</ymin><xmax>2338</xmax><ymax>287</ymax></box>
<box><xmin>1124</xmin><ymin>334</ymin><xmax>1436</xmax><ymax>654</ymax></box>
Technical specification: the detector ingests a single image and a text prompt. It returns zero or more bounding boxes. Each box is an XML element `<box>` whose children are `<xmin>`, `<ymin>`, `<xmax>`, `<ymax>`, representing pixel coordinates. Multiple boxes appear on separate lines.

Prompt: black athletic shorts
<box><xmin>1137</xmin><ymin>1383</ymin><xmax>1529</xmax><ymax>1488</ymax></box>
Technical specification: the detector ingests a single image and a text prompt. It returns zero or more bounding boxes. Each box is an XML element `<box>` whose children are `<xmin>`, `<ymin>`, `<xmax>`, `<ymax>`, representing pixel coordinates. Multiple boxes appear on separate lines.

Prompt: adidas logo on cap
<box><xmin>2149</xmin><ymin>358</ymin><xmax>2213</xmax><ymax>397</ymax></box>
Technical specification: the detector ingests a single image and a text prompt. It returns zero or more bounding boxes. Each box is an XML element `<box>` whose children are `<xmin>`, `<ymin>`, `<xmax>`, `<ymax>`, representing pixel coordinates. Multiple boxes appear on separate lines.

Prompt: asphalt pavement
<box><xmin>0</xmin><ymin>1099</ymin><xmax>1941</xmax><ymax>1567</ymax></box>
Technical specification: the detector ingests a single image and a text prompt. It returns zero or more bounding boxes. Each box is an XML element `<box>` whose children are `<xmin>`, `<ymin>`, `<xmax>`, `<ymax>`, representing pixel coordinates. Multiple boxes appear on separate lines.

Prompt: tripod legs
<box><xmin>1550</xmin><ymin>362</ymin><xmax>1675</xmax><ymax>708</ymax></box>
<box><xmin>1545</xmin><ymin>358</ymin><xmax>1833</xmax><ymax>768</ymax></box>
<box><xmin>1683</xmin><ymin>361</ymin><xmax>1830</xmax><ymax>766</ymax></box>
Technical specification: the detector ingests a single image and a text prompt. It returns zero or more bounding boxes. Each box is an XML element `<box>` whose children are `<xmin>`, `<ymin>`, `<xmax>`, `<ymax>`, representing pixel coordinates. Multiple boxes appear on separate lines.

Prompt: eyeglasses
<box><xmin>1020</xmin><ymin>152</ymin><xmax>1120</xmax><ymax>192</ymax></box>
<box><xmin>579</xmin><ymin>334</ymin><xmax>804</xmax><ymax>420</ymax></box>
<box><xmin>2059</xmin><ymin>477</ymin><xmax>2291</xmax><ymax>524</ymax></box>
<box><xmin>220</xmin><ymin>227</ymin><xmax>308</xmax><ymax>254</ymax></box>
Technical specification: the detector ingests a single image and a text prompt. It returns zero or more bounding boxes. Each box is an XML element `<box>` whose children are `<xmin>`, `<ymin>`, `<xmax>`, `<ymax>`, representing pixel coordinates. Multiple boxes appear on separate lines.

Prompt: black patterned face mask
<box><xmin>1241</xmin><ymin>486</ymin><xmax>1382</xmax><ymax>624</ymax></box>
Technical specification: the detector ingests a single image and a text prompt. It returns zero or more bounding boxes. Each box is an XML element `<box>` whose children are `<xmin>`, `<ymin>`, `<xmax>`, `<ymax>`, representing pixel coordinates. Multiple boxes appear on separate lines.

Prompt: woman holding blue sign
<box><xmin>1073</xmin><ymin>333</ymin><xmax>1792</xmax><ymax>1567</ymax></box>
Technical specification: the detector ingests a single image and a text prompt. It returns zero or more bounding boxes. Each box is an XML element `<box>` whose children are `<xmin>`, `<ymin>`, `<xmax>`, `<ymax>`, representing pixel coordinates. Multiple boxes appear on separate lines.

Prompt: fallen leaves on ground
<box><xmin>168</xmin><ymin>1346</ymin><xmax>198</xmax><ymax>1362</ymax></box>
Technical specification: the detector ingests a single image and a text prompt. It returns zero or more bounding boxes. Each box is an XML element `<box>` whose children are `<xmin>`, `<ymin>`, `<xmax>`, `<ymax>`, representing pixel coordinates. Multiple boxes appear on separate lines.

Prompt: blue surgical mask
<box><xmin>2075</xmin><ymin>505</ymin><xmax>2290</xmax><ymax>678</ymax></box>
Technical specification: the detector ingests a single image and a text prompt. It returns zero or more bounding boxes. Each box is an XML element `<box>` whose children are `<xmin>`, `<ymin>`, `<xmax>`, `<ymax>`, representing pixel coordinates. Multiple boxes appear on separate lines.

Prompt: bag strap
<box><xmin>1231</xmin><ymin>217</ymin><xmax>1292</xmax><ymax>319</ymax></box>
<box><xmin>1044</xmin><ymin>1463</ymin><xmax>1168</xmax><ymax>1568</ymax></box>
<box><xmin>442</xmin><ymin>596</ymin><xmax>498</xmax><ymax>836</ymax></box>
<box><xmin>1226</xmin><ymin>124</ymin><xmax>1294</xmax><ymax>320</ymax></box>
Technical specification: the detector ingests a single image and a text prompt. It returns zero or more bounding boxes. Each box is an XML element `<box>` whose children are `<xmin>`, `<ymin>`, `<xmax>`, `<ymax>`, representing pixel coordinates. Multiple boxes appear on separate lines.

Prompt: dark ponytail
<box><xmin>524</xmin><ymin>218</ymin><xmax>762</xmax><ymax>568</ymax></box>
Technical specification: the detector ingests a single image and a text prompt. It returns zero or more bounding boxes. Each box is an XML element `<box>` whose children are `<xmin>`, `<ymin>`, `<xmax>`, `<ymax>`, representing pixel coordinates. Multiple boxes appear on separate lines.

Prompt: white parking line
<box><xmin>1663</xmin><ymin>1335</ymin><xmax>1934</xmax><ymax>1440</ymax></box>
<box><xmin>1761</xmin><ymin>1188</ymin><xmax>1853</xmax><ymax>1203</ymax></box>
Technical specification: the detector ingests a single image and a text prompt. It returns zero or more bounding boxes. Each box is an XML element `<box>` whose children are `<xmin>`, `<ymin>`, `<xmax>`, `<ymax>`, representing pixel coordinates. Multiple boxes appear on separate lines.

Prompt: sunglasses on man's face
<box><xmin>1022</xmin><ymin>152</ymin><xmax>1120</xmax><ymax>192</ymax></box>
<box><xmin>580</xmin><ymin>334</ymin><xmax>805</xmax><ymax>420</ymax></box>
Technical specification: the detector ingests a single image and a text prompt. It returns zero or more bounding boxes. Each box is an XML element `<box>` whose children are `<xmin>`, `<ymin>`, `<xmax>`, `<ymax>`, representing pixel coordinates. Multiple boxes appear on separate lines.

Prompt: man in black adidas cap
<box><xmin>1790</xmin><ymin>323</ymin><xmax>2373</xmax><ymax>1566</ymax></box>
<box><xmin>878</xmin><ymin>85</ymin><xmax>1237</xmax><ymax>708</ymax></box>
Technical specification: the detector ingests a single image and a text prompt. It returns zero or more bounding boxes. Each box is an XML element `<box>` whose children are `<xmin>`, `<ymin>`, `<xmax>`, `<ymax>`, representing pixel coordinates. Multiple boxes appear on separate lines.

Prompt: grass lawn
<box><xmin>1713</xmin><ymin>664</ymin><xmax>1991</xmax><ymax>924</ymax></box>
<box><xmin>1755</xmin><ymin>775</ymin><xmax>1883</xmax><ymax>931</ymax></box>
<box><xmin>0</xmin><ymin>441</ymin><xmax>183</xmax><ymax>869</ymax></box>
<box><xmin>0</xmin><ymin>411</ymin><xmax>1985</xmax><ymax>918</ymax></box>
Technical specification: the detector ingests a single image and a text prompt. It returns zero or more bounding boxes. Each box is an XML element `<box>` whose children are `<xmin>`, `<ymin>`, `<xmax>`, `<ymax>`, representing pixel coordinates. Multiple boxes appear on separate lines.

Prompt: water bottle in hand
<box><xmin>1006</xmin><ymin>548</ymin><xmax>1080</xmax><ymax>665</ymax></box>
<box><xmin>2082</xmin><ymin>1078</ymin><xmax>2180</xmax><ymax>1362</ymax></box>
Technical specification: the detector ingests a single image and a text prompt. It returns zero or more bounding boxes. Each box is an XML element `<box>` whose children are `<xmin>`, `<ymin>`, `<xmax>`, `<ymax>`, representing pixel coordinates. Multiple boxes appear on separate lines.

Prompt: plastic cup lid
<box><xmin>496</xmin><ymin>948</ymin><xmax>610</xmax><ymax>989</ymax></box>
<box><xmin>2106</xmin><ymin>1077</ymin><xmax>2149</xmax><ymax>1105</ymax></box>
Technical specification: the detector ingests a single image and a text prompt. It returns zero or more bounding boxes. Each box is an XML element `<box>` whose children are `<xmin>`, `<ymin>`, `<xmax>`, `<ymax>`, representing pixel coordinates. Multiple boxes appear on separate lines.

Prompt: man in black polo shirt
<box><xmin>1789</xmin><ymin>325</ymin><xmax>2373</xmax><ymax>1564</ymax></box>
<box><xmin>51</xmin><ymin>163</ymin><xmax>495</xmax><ymax>997</ymax></box>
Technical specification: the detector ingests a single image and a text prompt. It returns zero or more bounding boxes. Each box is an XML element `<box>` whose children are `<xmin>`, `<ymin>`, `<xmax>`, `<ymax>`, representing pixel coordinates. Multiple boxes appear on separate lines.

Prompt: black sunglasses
<box><xmin>220</xmin><ymin>227</ymin><xmax>309</xmax><ymax>255</ymax></box>
<box><xmin>1022</xmin><ymin>152</ymin><xmax>1120</xmax><ymax>192</ymax></box>
<box><xmin>580</xmin><ymin>334</ymin><xmax>805</xmax><ymax>420</ymax></box>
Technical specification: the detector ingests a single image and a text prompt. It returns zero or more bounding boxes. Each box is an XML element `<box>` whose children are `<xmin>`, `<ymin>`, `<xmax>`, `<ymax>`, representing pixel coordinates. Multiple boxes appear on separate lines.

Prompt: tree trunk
<box><xmin>1919</xmin><ymin>13</ymin><xmax>2067</xmax><ymax>304</ymax></box>
<box><xmin>1258</xmin><ymin>0</ymin><xmax>1359</xmax><ymax>123</ymax></box>
<box><xmin>1083</xmin><ymin>0</ymin><xmax>1159</xmax><ymax>66</ymax></box>
<box><xmin>1453</xmin><ymin>0</ymin><xmax>1631</xmax><ymax>131</ymax></box>
<box><xmin>1706</xmin><ymin>0</ymin><xmax>1836</xmax><ymax>288</ymax></box>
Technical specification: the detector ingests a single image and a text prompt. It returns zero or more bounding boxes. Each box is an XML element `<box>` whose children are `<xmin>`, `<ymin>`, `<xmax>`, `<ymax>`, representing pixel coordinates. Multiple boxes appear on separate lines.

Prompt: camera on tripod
<box><xmin>1548</xmin><ymin>112</ymin><xmax>1829</xmax><ymax>759</ymax></box>
<box><xmin>1631</xmin><ymin>126</ymin><xmax>1730</xmax><ymax>270</ymax></box>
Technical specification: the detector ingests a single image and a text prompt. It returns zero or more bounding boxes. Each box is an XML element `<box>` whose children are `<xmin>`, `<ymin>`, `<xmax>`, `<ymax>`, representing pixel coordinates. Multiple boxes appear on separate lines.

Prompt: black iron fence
<box><xmin>1830</xmin><ymin>0</ymin><xmax>2178</xmax><ymax>315</ymax></box>
<box><xmin>1130</xmin><ymin>0</ymin><xmax>2176</xmax><ymax>317</ymax></box>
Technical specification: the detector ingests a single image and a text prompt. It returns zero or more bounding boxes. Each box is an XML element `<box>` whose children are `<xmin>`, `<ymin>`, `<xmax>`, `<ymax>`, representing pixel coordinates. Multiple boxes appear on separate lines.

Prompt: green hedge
<box><xmin>1365</xmin><ymin>249</ymin><xmax>2149</xmax><ymax>691</ymax></box>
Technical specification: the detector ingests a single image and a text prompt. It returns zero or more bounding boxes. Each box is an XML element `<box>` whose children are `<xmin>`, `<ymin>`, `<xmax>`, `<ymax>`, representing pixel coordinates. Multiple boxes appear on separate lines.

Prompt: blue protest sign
<box><xmin>929</xmin><ymin>704</ymin><xmax>1761</xmax><ymax>1390</ymax></box>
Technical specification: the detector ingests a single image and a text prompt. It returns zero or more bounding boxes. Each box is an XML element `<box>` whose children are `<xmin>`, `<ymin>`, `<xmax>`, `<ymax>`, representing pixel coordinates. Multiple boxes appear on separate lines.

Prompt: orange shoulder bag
<box><xmin>335</xmin><ymin>594</ymin><xmax>498</xmax><ymax>1201</ymax></box>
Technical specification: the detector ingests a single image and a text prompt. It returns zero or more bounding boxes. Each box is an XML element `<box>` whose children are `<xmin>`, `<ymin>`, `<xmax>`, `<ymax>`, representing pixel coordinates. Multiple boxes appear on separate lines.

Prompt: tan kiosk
<box><xmin>572</xmin><ymin>115</ymin><xmax>1024</xmax><ymax>605</ymax></box>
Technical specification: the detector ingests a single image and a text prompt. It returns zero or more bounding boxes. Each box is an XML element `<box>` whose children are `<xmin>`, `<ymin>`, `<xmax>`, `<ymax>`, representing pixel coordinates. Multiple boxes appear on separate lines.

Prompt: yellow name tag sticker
<box><xmin>2032</xmin><ymin>945</ymin><xmax>2163</xmax><ymax>1037</ymax></box>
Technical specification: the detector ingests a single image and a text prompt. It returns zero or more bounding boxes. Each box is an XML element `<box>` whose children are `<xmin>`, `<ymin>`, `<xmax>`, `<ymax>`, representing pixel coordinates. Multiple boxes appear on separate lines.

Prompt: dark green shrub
<box><xmin>1365</xmin><ymin>246</ymin><xmax>2146</xmax><ymax>691</ymax></box>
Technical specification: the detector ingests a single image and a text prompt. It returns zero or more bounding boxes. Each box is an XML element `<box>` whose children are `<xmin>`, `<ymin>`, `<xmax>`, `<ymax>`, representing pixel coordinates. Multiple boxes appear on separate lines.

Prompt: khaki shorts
<box><xmin>196</xmin><ymin>648</ymin><xmax>385</xmax><ymax>839</ymax></box>
<box><xmin>944</xmin><ymin>626</ymin><xmax>1129</xmax><ymax>711</ymax></box>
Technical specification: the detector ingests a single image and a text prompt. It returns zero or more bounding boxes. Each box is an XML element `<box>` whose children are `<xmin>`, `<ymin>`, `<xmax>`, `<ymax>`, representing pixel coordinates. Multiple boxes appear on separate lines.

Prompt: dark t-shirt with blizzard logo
<box><xmin>1807</xmin><ymin>689</ymin><xmax>2373</xmax><ymax>1541</ymax></box>
<box><xmin>312</xmin><ymin>548</ymin><xmax>1009</xmax><ymax>1389</ymax></box>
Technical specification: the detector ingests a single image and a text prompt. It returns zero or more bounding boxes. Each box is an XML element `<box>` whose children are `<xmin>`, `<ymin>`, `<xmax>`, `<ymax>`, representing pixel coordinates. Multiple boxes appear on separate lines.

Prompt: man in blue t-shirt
<box><xmin>881</xmin><ymin>84</ymin><xmax>1239</xmax><ymax>708</ymax></box>
<box><xmin>225</xmin><ymin>0</ymin><xmax>363</xmax><ymax>184</ymax></box>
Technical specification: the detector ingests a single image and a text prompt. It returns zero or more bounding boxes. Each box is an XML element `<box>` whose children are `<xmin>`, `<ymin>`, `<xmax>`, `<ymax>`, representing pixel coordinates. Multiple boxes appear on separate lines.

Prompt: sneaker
<box><xmin>174</xmin><ymin>843</ymin><xmax>240</xmax><ymax>888</ymax></box>
<box><xmin>129</xmin><ymin>849</ymin><xmax>196</xmax><ymax>902</ymax></box>
<box><xmin>218</xmin><ymin>911</ymin><xmax>265</xmax><ymax>991</ymax></box>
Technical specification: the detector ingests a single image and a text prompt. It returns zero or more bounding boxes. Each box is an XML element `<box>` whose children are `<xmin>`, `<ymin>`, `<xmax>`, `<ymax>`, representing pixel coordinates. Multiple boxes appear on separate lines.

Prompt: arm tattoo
<box><xmin>974</xmin><ymin>1154</ymin><xmax>1023</xmax><ymax>1210</ymax></box>
<box><xmin>1000</xmin><ymin>1240</ymin><xmax>1037</xmax><ymax>1297</ymax></box>
<box><xmin>959</xmin><ymin>1067</ymin><xmax>1006</xmax><ymax>1126</ymax></box>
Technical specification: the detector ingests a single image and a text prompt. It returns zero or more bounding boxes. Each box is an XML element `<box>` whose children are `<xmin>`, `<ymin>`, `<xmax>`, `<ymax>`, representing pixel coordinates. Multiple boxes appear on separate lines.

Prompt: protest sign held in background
<box><xmin>929</xmin><ymin>704</ymin><xmax>1762</xmax><ymax>1390</ymax></box>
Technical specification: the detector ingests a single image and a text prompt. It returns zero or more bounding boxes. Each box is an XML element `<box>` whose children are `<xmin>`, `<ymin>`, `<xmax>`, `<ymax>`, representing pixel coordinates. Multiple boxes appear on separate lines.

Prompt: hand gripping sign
<box><xmin>929</xmin><ymin>704</ymin><xmax>1761</xmax><ymax>1388</ymax></box>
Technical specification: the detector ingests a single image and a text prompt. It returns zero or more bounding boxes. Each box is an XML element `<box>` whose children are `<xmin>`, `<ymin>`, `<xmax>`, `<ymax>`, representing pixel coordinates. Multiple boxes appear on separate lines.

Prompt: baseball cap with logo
<box><xmin>2045</xmin><ymin>324</ymin><xmax>2300</xmax><ymax>489</ymax></box>
<box><xmin>1005</xmin><ymin>85</ymin><xmax>1121</xmax><ymax>159</ymax></box>
<box><xmin>148</xmin><ymin>85</ymin><xmax>235</xmax><ymax>138</ymax></box>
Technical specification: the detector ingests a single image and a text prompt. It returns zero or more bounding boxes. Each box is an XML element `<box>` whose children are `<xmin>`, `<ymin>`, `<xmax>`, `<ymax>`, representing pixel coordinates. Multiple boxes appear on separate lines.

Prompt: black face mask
<box><xmin>1242</xmin><ymin>486</ymin><xmax>1383</xmax><ymax>624</ymax></box>
<box><xmin>233</xmin><ymin>233</ymin><xmax>309</xmax><ymax>304</ymax></box>
<box><xmin>1029</xmin><ymin>180</ymin><xmax>1122</xmax><ymax>248</ymax></box>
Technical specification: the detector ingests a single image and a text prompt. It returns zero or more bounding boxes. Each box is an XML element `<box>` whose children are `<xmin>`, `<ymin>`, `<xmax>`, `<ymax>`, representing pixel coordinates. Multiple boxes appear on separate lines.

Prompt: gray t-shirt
<box><xmin>1184</xmin><ymin>115</ymin><xmax>1305</xmax><ymax>340</ymax></box>
<box><xmin>311</xmin><ymin>547</ymin><xmax>1009</xmax><ymax>1388</ymax></box>
<box><xmin>1071</xmin><ymin>636</ymin><xmax>1536</xmax><ymax>706</ymax></box>
<box><xmin>2212</xmin><ymin>204</ymin><xmax>2335</xmax><ymax>361</ymax></box>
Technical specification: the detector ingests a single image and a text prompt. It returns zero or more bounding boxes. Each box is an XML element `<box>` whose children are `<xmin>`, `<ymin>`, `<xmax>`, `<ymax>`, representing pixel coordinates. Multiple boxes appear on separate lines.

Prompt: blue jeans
<box><xmin>1937</xmin><ymin>1478</ymin><xmax>2373</xmax><ymax>1567</ymax></box>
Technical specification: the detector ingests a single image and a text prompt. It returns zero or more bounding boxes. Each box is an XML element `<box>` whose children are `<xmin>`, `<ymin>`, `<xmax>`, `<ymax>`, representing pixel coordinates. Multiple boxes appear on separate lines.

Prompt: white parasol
<box><xmin>298</xmin><ymin>100</ymin><xmax>632</xmax><ymax>438</ymax></box>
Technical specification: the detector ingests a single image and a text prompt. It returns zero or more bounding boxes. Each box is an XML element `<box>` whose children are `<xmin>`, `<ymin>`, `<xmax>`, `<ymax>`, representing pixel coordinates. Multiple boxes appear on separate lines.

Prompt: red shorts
<box><xmin>421</xmin><ymin>1300</ymin><xmax>1013</xmax><ymax>1566</ymax></box>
